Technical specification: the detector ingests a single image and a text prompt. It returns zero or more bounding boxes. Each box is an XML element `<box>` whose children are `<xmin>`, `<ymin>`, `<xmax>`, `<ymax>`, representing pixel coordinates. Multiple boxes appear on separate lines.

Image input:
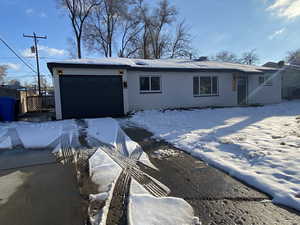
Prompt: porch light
<box><xmin>58</xmin><ymin>70</ymin><xmax>63</xmax><ymax>76</ymax></box>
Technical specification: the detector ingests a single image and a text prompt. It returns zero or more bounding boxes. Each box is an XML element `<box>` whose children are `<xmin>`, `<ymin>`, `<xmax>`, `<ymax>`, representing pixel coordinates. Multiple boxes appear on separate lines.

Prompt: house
<box><xmin>264</xmin><ymin>61</ymin><xmax>300</xmax><ymax>99</ymax></box>
<box><xmin>47</xmin><ymin>58</ymin><xmax>281</xmax><ymax>120</ymax></box>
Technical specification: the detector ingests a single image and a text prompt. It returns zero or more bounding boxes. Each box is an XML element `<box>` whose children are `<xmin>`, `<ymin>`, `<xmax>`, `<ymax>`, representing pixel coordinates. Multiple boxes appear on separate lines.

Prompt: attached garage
<box><xmin>59</xmin><ymin>75</ymin><xmax>124</xmax><ymax>119</ymax></box>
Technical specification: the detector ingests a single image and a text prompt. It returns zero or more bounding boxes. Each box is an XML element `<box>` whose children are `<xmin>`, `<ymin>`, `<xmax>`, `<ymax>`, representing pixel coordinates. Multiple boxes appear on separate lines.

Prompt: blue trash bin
<box><xmin>0</xmin><ymin>97</ymin><xmax>16</xmax><ymax>122</ymax></box>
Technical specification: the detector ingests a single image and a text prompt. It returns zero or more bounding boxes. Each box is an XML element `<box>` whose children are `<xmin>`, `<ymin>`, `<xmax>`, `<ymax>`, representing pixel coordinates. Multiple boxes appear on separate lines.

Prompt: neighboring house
<box><xmin>264</xmin><ymin>61</ymin><xmax>300</xmax><ymax>99</ymax></box>
<box><xmin>47</xmin><ymin>58</ymin><xmax>280</xmax><ymax>120</ymax></box>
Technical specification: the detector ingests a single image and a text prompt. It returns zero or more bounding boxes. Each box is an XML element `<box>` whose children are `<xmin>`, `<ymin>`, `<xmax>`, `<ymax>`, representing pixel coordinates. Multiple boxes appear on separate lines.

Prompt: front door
<box><xmin>237</xmin><ymin>77</ymin><xmax>248</xmax><ymax>105</ymax></box>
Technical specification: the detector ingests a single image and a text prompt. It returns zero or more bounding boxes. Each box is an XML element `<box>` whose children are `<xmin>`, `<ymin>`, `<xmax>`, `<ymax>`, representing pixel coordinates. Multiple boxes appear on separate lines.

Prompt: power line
<box><xmin>23</xmin><ymin>32</ymin><xmax>47</xmax><ymax>96</ymax></box>
<box><xmin>0</xmin><ymin>36</ymin><xmax>37</xmax><ymax>73</ymax></box>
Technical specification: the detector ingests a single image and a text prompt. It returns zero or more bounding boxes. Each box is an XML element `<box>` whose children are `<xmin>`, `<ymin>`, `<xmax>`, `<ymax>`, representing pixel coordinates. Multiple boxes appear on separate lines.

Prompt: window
<box><xmin>259</xmin><ymin>74</ymin><xmax>272</xmax><ymax>86</ymax></box>
<box><xmin>140</xmin><ymin>76</ymin><xmax>161</xmax><ymax>93</ymax></box>
<box><xmin>193</xmin><ymin>76</ymin><xmax>218</xmax><ymax>96</ymax></box>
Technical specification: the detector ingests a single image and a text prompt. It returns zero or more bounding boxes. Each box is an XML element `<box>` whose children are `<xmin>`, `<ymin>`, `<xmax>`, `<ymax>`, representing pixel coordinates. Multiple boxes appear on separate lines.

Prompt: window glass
<box><xmin>212</xmin><ymin>77</ymin><xmax>218</xmax><ymax>94</ymax></box>
<box><xmin>200</xmin><ymin>77</ymin><xmax>212</xmax><ymax>95</ymax></box>
<box><xmin>259</xmin><ymin>76</ymin><xmax>264</xmax><ymax>85</ymax></box>
<box><xmin>193</xmin><ymin>77</ymin><xmax>199</xmax><ymax>95</ymax></box>
<box><xmin>140</xmin><ymin>77</ymin><xmax>150</xmax><ymax>91</ymax></box>
<box><xmin>259</xmin><ymin>75</ymin><xmax>272</xmax><ymax>86</ymax></box>
<box><xmin>151</xmin><ymin>77</ymin><xmax>160</xmax><ymax>91</ymax></box>
<box><xmin>265</xmin><ymin>75</ymin><xmax>272</xmax><ymax>86</ymax></box>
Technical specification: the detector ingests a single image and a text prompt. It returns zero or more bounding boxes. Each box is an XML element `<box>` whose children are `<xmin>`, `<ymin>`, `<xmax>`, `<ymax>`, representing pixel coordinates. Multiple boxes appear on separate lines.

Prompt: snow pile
<box><xmin>153</xmin><ymin>149</ymin><xmax>179</xmax><ymax>159</ymax></box>
<box><xmin>0</xmin><ymin>120</ymin><xmax>77</xmax><ymax>149</ymax></box>
<box><xmin>130</xmin><ymin>100</ymin><xmax>300</xmax><ymax>211</ymax></box>
<box><xmin>129</xmin><ymin>179</ymin><xmax>200</xmax><ymax>225</ymax></box>
<box><xmin>87</xmin><ymin>118</ymin><xmax>199</xmax><ymax>225</ymax></box>
<box><xmin>89</xmin><ymin>148</ymin><xmax>122</xmax><ymax>225</ymax></box>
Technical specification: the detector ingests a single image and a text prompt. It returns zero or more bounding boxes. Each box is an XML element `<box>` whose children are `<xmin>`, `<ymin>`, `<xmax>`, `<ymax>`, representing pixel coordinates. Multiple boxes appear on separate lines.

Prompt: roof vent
<box><xmin>135</xmin><ymin>61</ymin><xmax>148</xmax><ymax>66</ymax></box>
<box><xmin>195</xmin><ymin>56</ymin><xmax>209</xmax><ymax>62</ymax></box>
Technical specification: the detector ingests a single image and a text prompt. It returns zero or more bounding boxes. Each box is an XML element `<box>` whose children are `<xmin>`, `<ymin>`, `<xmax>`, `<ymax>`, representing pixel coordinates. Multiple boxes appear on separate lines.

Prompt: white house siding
<box><xmin>127</xmin><ymin>71</ymin><xmax>237</xmax><ymax>112</ymax></box>
<box><xmin>52</xmin><ymin>74</ymin><xmax>62</xmax><ymax>119</ymax></box>
<box><xmin>247</xmin><ymin>72</ymin><xmax>281</xmax><ymax>105</ymax></box>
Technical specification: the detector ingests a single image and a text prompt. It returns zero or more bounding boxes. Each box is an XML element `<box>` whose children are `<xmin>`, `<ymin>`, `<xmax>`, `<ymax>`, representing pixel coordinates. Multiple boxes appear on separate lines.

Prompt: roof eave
<box><xmin>47</xmin><ymin>62</ymin><xmax>277</xmax><ymax>75</ymax></box>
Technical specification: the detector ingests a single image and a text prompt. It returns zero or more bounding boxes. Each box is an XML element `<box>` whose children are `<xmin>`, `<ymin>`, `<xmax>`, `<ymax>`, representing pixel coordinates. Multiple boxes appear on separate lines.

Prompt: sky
<box><xmin>1</xmin><ymin>0</ymin><xmax>300</xmax><ymax>85</ymax></box>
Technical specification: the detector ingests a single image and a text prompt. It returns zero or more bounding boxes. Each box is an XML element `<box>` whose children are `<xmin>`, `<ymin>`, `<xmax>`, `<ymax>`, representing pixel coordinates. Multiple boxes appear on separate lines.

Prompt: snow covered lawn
<box><xmin>130</xmin><ymin>100</ymin><xmax>300</xmax><ymax>211</ymax></box>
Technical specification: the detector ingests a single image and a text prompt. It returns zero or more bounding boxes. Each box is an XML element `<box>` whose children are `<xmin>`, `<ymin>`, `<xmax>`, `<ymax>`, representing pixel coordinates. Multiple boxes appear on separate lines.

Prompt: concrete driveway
<box><xmin>0</xmin><ymin>149</ymin><xmax>84</xmax><ymax>225</ymax></box>
<box><xmin>124</xmin><ymin>126</ymin><xmax>300</xmax><ymax>225</ymax></box>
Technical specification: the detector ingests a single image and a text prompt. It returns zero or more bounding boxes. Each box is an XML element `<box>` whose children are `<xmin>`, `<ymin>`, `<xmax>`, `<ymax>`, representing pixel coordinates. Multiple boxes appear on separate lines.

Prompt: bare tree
<box><xmin>240</xmin><ymin>49</ymin><xmax>259</xmax><ymax>65</ymax></box>
<box><xmin>84</xmin><ymin>0</ymin><xmax>129</xmax><ymax>57</ymax></box>
<box><xmin>212</xmin><ymin>51</ymin><xmax>240</xmax><ymax>63</ymax></box>
<box><xmin>58</xmin><ymin>0</ymin><xmax>100</xmax><ymax>58</ymax></box>
<box><xmin>66</xmin><ymin>37</ymin><xmax>78</xmax><ymax>58</ymax></box>
<box><xmin>148</xmin><ymin>0</ymin><xmax>177</xmax><ymax>59</ymax></box>
<box><xmin>118</xmin><ymin>5</ymin><xmax>143</xmax><ymax>58</ymax></box>
<box><xmin>286</xmin><ymin>49</ymin><xmax>300</xmax><ymax>65</ymax></box>
<box><xmin>0</xmin><ymin>65</ymin><xmax>7</xmax><ymax>84</ymax></box>
<box><xmin>169</xmin><ymin>20</ymin><xmax>192</xmax><ymax>59</ymax></box>
<box><xmin>80</xmin><ymin>0</ymin><xmax>195</xmax><ymax>59</ymax></box>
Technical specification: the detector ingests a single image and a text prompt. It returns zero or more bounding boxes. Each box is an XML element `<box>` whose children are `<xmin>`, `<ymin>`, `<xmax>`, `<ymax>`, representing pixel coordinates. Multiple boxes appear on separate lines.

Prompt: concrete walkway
<box><xmin>0</xmin><ymin>150</ymin><xmax>84</xmax><ymax>225</ymax></box>
<box><xmin>124</xmin><ymin>126</ymin><xmax>300</xmax><ymax>225</ymax></box>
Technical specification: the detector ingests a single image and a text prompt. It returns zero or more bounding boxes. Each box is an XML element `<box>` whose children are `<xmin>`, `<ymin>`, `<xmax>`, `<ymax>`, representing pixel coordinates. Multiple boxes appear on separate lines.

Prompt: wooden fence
<box><xmin>26</xmin><ymin>95</ymin><xmax>55</xmax><ymax>112</ymax></box>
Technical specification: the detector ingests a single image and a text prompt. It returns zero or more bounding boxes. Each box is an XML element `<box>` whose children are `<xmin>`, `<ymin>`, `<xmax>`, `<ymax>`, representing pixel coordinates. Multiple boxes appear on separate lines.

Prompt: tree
<box><xmin>58</xmin><ymin>0</ymin><xmax>100</xmax><ymax>58</ymax></box>
<box><xmin>8</xmin><ymin>79</ymin><xmax>21</xmax><ymax>88</ymax></box>
<box><xmin>80</xmin><ymin>0</ymin><xmax>195</xmax><ymax>59</ymax></box>
<box><xmin>0</xmin><ymin>65</ymin><xmax>7</xmax><ymax>84</ymax></box>
<box><xmin>240</xmin><ymin>49</ymin><xmax>259</xmax><ymax>65</ymax></box>
<box><xmin>148</xmin><ymin>0</ymin><xmax>177</xmax><ymax>59</ymax></box>
<box><xmin>212</xmin><ymin>51</ymin><xmax>240</xmax><ymax>63</ymax></box>
<box><xmin>117</xmin><ymin>4</ymin><xmax>143</xmax><ymax>58</ymax></box>
<box><xmin>84</xmin><ymin>0</ymin><xmax>130</xmax><ymax>57</ymax></box>
<box><xmin>169</xmin><ymin>20</ymin><xmax>192</xmax><ymax>59</ymax></box>
<box><xmin>286</xmin><ymin>49</ymin><xmax>300</xmax><ymax>65</ymax></box>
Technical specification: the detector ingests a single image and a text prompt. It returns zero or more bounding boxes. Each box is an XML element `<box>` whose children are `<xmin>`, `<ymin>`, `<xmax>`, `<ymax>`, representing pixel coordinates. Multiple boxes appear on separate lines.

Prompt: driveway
<box><xmin>123</xmin><ymin>126</ymin><xmax>300</xmax><ymax>225</ymax></box>
<box><xmin>0</xmin><ymin>149</ymin><xmax>84</xmax><ymax>225</ymax></box>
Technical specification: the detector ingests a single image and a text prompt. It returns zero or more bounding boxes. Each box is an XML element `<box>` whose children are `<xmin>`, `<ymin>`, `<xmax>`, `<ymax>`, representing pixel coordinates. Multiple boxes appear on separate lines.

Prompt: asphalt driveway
<box><xmin>123</xmin><ymin>126</ymin><xmax>300</xmax><ymax>225</ymax></box>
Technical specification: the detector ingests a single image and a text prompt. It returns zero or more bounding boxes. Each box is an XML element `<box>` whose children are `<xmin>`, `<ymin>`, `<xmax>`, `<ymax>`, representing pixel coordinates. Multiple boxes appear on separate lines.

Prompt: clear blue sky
<box><xmin>1</xmin><ymin>0</ymin><xmax>300</xmax><ymax>84</ymax></box>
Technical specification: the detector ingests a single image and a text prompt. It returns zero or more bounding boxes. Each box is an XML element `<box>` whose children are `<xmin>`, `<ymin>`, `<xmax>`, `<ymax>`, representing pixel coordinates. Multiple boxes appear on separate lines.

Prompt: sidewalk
<box><xmin>0</xmin><ymin>150</ymin><xmax>84</xmax><ymax>225</ymax></box>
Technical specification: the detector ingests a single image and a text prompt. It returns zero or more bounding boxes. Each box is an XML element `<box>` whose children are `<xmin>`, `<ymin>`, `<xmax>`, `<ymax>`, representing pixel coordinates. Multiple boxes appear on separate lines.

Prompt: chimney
<box><xmin>195</xmin><ymin>56</ymin><xmax>209</xmax><ymax>62</ymax></box>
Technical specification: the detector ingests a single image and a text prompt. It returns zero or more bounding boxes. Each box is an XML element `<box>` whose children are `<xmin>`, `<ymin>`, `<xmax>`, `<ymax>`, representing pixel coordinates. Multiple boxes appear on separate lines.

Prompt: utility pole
<box><xmin>23</xmin><ymin>33</ymin><xmax>47</xmax><ymax>96</ymax></box>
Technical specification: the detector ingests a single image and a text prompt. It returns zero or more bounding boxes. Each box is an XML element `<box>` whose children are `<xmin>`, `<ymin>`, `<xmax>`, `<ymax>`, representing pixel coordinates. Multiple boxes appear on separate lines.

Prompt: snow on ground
<box><xmin>152</xmin><ymin>149</ymin><xmax>179</xmax><ymax>159</ymax></box>
<box><xmin>130</xmin><ymin>100</ymin><xmax>300</xmax><ymax>211</ymax></box>
<box><xmin>0</xmin><ymin>120</ymin><xmax>77</xmax><ymax>149</ymax></box>
<box><xmin>88</xmin><ymin>118</ymin><xmax>199</xmax><ymax>225</ymax></box>
<box><xmin>129</xmin><ymin>179</ymin><xmax>200</xmax><ymax>225</ymax></box>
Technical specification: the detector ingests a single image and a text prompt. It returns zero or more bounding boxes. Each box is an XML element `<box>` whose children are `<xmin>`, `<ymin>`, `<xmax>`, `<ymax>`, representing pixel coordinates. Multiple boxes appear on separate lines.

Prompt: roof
<box><xmin>47</xmin><ymin>58</ymin><xmax>278</xmax><ymax>74</ymax></box>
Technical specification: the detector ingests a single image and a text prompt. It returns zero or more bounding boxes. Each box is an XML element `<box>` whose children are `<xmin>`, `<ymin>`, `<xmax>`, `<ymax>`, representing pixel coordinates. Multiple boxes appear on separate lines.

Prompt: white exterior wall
<box><xmin>127</xmin><ymin>71</ymin><xmax>237</xmax><ymax>111</ymax></box>
<box><xmin>247</xmin><ymin>72</ymin><xmax>282</xmax><ymax>105</ymax></box>
<box><xmin>51</xmin><ymin>66</ymin><xmax>282</xmax><ymax>119</ymax></box>
<box><xmin>52</xmin><ymin>74</ymin><xmax>62</xmax><ymax>119</ymax></box>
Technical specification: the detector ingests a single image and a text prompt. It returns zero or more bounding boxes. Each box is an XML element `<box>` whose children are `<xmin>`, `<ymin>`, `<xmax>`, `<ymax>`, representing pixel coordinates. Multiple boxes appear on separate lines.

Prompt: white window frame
<box><xmin>139</xmin><ymin>75</ymin><xmax>162</xmax><ymax>93</ymax></box>
<box><xmin>259</xmin><ymin>74</ymin><xmax>272</xmax><ymax>86</ymax></box>
<box><xmin>193</xmin><ymin>75</ymin><xmax>219</xmax><ymax>97</ymax></box>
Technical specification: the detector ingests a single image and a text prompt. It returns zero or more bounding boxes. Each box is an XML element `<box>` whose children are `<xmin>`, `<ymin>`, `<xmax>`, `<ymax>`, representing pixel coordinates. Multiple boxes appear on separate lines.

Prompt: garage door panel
<box><xmin>59</xmin><ymin>75</ymin><xmax>124</xmax><ymax>119</ymax></box>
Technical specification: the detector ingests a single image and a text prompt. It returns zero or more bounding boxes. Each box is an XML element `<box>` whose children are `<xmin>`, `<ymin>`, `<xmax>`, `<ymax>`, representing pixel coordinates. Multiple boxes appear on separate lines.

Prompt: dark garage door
<box><xmin>59</xmin><ymin>75</ymin><xmax>124</xmax><ymax>119</ymax></box>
